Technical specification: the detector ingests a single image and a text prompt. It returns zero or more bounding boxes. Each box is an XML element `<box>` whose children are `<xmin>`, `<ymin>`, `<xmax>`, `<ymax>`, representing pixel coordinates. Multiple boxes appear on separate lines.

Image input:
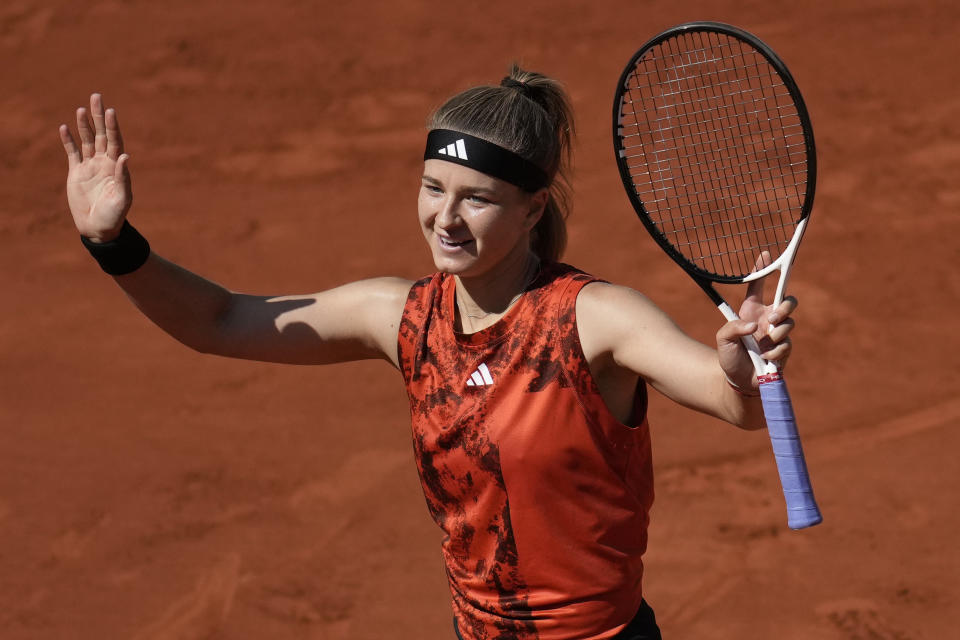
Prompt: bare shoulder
<box><xmin>576</xmin><ymin>280</ymin><xmax>689</xmax><ymax>378</ymax></box>
<box><xmin>220</xmin><ymin>276</ymin><xmax>414</xmax><ymax>367</ymax></box>
<box><xmin>577</xmin><ymin>281</ymin><xmax>677</xmax><ymax>339</ymax></box>
<box><xmin>284</xmin><ymin>276</ymin><xmax>413</xmax><ymax>362</ymax></box>
<box><xmin>270</xmin><ymin>276</ymin><xmax>412</xmax><ymax>325</ymax></box>
<box><xmin>340</xmin><ymin>276</ymin><xmax>414</xmax><ymax>307</ymax></box>
<box><xmin>340</xmin><ymin>276</ymin><xmax>413</xmax><ymax>366</ymax></box>
<box><xmin>578</xmin><ymin>280</ymin><xmax>653</xmax><ymax>308</ymax></box>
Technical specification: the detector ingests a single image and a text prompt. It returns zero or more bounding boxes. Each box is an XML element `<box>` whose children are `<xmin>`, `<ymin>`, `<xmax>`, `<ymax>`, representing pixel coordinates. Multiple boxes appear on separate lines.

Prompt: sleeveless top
<box><xmin>397</xmin><ymin>262</ymin><xmax>655</xmax><ymax>640</ymax></box>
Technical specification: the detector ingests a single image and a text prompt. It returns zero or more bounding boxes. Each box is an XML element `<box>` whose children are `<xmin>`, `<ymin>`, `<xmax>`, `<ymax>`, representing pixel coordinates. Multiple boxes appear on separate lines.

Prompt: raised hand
<box><xmin>59</xmin><ymin>93</ymin><xmax>132</xmax><ymax>243</ymax></box>
<box><xmin>716</xmin><ymin>251</ymin><xmax>798</xmax><ymax>392</ymax></box>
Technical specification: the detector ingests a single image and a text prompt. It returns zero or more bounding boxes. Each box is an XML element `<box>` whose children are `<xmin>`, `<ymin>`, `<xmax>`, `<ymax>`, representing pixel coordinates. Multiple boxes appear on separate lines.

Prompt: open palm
<box><xmin>60</xmin><ymin>93</ymin><xmax>132</xmax><ymax>242</ymax></box>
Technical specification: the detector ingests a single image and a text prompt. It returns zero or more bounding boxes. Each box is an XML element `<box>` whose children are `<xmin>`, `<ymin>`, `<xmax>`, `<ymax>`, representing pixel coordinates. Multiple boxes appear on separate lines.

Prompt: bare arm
<box><xmin>114</xmin><ymin>255</ymin><xmax>410</xmax><ymax>366</ymax></box>
<box><xmin>577</xmin><ymin>280</ymin><xmax>797</xmax><ymax>430</ymax></box>
<box><xmin>60</xmin><ymin>93</ymin><xmax>409</xmax><ymax>367</ymax></box>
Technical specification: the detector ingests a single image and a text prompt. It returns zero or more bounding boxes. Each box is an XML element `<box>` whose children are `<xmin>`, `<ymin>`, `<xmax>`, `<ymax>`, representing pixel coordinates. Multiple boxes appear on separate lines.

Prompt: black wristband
<box><xmin>80</xmin><ymin>220</ymin><xmax>151</xmax><ymax>275</ymax></box>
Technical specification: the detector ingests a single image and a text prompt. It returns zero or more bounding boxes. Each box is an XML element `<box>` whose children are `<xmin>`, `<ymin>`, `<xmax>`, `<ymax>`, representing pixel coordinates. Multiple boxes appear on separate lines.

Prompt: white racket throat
<box><xmin>740</xmin><ymin>217</ymin><xmax>809</xmax><ymax>308</ymax></box>
<box><xmin>717</xmin><ymin>217</ymin><xmax>808</xmax><ymax>378</ymax></box>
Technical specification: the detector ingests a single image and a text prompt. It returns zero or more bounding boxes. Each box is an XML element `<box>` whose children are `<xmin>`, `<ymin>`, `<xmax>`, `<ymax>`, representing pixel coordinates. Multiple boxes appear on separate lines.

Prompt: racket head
<box><xmin>613</xmin><ymin>21</ymin><xmax>816</xmax><ymax>284</ymax></box>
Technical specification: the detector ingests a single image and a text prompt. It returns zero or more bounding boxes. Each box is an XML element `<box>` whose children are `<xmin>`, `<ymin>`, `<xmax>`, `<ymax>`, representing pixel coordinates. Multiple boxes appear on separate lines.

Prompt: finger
<box><xmin>105</xmin><ymin>107</ymin><xmax>124</xmax><ymax>159</ymax></box>
<box><xmin>76</xmin><ymin>107</ymin><xmax>95</xmax><ymax>159</ymax></box>
<box><xmin>767</xmin><ymin>295</ymin><xmax>798</xmax><ymax>325</ymax></box>
<box><xmin>90</xmin><ymin>93</ymin><xmax>108</xmax><ymax>154</ymax></box>
<box><xmin>762</xmin><ymin>337</ymin><xmax>792</xmax><ymax>365</ymax></box>
<box><xmin>745</xmin><ymin>250</ymin><xmax>772</xmax><ymax>302</ymax></box>
<box><xmin>752</xmin><ymin>250</ymin><xmax>772</xmax><ymax>273</ymax></box>
<box><xmin>766</xmin><ymin>317</ymin><xmax>795</xmax><ymax>343</ymax></box>
<box><xmin>114</xmin><ymin>153</ymin><xmax>131</xmax><ymax>191</ymax></box>
<box><xmin>59</xmin><ymin>124</ymin><xmax>81</xmax><ymax>168</ymax></box>
<box><xmin>717</xmin><ymin>318</ymin><xmax>758</xmax><ymax>345</ymax></box>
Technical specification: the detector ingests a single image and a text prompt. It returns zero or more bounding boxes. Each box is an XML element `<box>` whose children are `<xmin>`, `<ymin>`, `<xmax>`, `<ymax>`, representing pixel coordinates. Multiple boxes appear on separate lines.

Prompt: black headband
<box><xmin>424</xmin><ymin>129</ymin><xmax>550</xmax><ymax>192</ymax></box>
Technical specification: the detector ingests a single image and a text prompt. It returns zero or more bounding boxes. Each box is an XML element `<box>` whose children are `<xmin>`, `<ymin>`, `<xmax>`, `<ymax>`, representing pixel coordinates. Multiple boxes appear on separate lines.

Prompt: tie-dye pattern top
<box><xmin>398</xmin><ymin>262</ymin><xmax>655</xmax><ymax>640</ymax></box>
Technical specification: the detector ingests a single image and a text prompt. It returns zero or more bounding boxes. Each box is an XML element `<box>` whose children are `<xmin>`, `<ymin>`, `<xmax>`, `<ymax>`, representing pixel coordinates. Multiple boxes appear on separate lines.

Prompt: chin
<box><xmin>430</xmin><ymin>246</ymin><xmax>480</xmax><ymax>276</ymax></box>
<box><xmin>432</xmin><ymin>255</ymin><xmax>472</xmax><ymax>275</ymax></box>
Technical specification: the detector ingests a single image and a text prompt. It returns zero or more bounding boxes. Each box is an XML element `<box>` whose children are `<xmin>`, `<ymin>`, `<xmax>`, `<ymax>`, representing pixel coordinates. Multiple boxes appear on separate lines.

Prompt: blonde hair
<box><xmin>428</xmin><ymin>64</ymin><xmax>575</xmax><ymax>262</ymax></box>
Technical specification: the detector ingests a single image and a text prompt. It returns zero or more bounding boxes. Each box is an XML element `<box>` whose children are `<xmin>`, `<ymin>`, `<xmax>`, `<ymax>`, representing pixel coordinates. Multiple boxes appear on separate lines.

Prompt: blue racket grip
<box><xmin>758</xmin><ymin>375</ymin><xmax>823</xmax><ymax>529</ymax></box>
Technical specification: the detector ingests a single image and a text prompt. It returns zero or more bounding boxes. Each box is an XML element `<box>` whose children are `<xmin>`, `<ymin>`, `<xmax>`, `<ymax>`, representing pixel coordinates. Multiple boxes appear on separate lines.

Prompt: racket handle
<box><xmin>758</xmin><ymin>374</ymin><xmax>823</xmax><ymax>529</ymax></box>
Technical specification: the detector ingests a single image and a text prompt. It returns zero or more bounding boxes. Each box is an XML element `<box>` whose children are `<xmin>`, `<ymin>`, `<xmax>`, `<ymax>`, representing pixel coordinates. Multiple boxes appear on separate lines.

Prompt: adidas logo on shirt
<box><xmin>465</xmin><ymin>362</ymin><xmax>494</xmax><ymax>387</ymax></box>
<box><xmin>437</xmin><ymin>139</ymin><xmax>469</xmax><ymax>160</ymax></box>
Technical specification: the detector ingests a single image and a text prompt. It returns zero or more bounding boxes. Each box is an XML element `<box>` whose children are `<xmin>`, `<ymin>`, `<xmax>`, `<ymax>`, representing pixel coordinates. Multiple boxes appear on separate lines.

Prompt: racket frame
<box><xmin>613</xmin><ymin>21</ymin><xmax>817</xmax><ymax>377</ymax></box>
<box><xmin>613</xmin><ymin>21</ymin><xmax>818</xmax><ymax>280</ymax></box>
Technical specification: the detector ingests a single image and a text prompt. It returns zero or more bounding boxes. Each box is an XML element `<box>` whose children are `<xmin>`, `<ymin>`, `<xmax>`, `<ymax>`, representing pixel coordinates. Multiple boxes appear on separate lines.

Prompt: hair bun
<box><xmin>501</xmin><ymin>76</ymin><xmax>543</xmax><ymax>107</ymax></box>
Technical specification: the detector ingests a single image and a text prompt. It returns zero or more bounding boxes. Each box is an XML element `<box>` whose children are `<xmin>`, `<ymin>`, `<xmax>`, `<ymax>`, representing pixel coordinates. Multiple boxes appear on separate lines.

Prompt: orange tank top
<box><xmin>398</xmin><ymin>263</ymin><xmax>654</xmax><ymax>640</ymax></box>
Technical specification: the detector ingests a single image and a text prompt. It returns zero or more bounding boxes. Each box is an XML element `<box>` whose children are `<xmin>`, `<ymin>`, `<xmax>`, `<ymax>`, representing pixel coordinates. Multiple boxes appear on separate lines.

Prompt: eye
<box><xmin>422</xmin><ymin>183</ymin><xmax>443</xmax><ymax>195</ymax></box>
<box><xmin>466</xmin><ymin>194</ymin><xmax>492</xmax><ymax>205</ymax></box>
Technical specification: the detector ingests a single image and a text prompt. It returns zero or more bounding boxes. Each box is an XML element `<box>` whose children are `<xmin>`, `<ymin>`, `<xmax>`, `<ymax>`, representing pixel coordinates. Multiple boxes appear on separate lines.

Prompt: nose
<box><xmin>435</xmin><ymin>195</ymin><xmax>462</xmax><ymax>230</ymax></box>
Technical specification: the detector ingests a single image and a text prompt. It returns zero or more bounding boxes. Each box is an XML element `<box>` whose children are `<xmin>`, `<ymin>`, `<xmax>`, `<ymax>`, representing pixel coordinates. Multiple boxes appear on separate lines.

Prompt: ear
<box><xmin>523</xmin><ymin>188</ymin><xmax>548</xmax><ymax>231</ymax></box>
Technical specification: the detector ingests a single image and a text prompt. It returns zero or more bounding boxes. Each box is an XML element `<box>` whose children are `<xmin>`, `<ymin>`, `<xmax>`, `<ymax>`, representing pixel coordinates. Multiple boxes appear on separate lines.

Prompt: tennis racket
<box><xmin>612</xmin><ymin>21</ymin><xmax>822</xmax><ymax>529</ymax></box>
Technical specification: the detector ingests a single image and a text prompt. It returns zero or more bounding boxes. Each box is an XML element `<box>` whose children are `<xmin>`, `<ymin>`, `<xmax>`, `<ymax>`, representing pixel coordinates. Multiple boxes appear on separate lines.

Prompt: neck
<box><xmin>454</xmin><ymin>247</ymin><xmax>540</xmax><ymax>331</ymax></box>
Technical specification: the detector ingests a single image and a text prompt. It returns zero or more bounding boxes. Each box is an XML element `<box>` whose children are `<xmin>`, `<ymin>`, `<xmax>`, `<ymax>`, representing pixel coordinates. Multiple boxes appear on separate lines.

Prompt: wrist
<box><xmin>81</xmin><ymin>220</ymin><xmax>151</xmax><ymax>275</ymax></box>
<box><xmin>724</xmin><ymin>373</ymin><xmax>760</xmax><ymax>397</ymax></box>
<box><xmin>82</xmin><ymin>227</ymin><xmax>122</xmax><ymax>244</ymax></box>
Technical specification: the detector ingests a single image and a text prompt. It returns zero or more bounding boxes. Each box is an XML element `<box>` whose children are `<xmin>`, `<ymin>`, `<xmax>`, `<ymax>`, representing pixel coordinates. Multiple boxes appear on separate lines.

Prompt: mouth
<box><xmin>438</xmin><ymin>235</ymin><xmax>474</xmax><ymax>251</ymax></box>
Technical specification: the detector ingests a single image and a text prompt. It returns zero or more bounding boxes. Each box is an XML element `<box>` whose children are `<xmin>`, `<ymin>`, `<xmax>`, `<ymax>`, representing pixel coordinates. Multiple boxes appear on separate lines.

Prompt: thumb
<box><xmin>717</xmin><ymin>318</ymin><xmax>757</xmax><ymax>345</ymax></box>
<box><xmin>115</xmin><ymin>153</ymin><xmax>133</xmax><ymax>205</ymax></box>
<box><xmin>115</xmin><ymin>153</ymin><xmax>130</xmax><ymax>186</ymax></box>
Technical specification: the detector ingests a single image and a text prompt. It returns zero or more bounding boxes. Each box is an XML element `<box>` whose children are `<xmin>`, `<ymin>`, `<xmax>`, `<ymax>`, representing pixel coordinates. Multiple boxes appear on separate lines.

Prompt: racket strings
<box><xmin>619</xmin><ymin>78</ymin><xmax>796</xmax><ymax>127</ymax></box>
<box><xmin>623</xmin><ymin>145</ymin><xmax>808</xmax><ymax>194</ymax></box>
<box><xmin>687</xmin><ymin>34</ymin><xmax>798</xmax><ymax>272</ymax></box>
<box><xmin>660</xmin><ymin>33</ymin><xmax>796</xmax><ymax>274</ymax></box>
<box><xmin>618</xmin><ymin>31</ymin><xmax>809</xmax><ymax>277</ymax></box>
<box><xmin>619</xmin><ymin>121</ymin><xmax>806</xmax><ymax>154</ymax></box>
<box><xmin>629</xmin><ymin>166</ymin><xmax>807</xmax><ymax>213</ymax></box>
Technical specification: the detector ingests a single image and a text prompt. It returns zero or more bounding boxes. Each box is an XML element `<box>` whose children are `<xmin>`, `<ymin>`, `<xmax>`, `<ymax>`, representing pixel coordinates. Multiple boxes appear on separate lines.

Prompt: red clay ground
<box><xmin>2</xmin><ymin>1</ymin><xmax>958</xmax><ymax>638</ymax></box>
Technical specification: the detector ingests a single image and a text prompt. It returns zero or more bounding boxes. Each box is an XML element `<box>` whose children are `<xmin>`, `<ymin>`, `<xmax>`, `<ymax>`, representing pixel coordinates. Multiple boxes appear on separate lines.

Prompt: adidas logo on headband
<box><xmin>424</xmin><ymin>129</ymin><xmax>550</xmax><ymax>192</ymax></box>
<box><xmin>437</xmin><ymin>139</ymin><xmax>469</xmax><ymax>160</ymax></box>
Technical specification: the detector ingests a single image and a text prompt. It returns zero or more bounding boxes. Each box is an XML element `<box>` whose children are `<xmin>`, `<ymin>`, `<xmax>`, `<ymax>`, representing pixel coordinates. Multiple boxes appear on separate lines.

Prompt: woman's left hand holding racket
<box><xmin>717</xmin><ymin>253</ymin><xmax>798</xmax><ymax>397</ymax></box>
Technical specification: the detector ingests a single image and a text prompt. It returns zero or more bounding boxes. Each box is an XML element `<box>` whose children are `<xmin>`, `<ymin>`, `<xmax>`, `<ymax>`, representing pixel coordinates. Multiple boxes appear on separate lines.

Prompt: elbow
<box><xmin>172</xmin><ymin>301</ymin><xmax>234</xmax><ymax>357</ymax></box>
<box><xmin>189</xmin><ymin>339</ymin><xmax>221</xmax><ymax>356</ymax></box>
<box><xmin>170</xmin><ymin>332</ymin><xmax>222</xmax><ymax>356</ymax></box>
<box><xmin>189</xmin><ymin>293</ymin><xmax>237</xmax><ymax>356</ymax></box>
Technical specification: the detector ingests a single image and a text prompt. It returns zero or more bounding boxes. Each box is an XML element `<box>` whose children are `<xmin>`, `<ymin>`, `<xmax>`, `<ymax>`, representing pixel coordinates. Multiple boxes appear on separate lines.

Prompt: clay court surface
<box><xmin>2</xmin><ymin>0</ymin><xmax>958</xmax><ymax>638</ymax></box>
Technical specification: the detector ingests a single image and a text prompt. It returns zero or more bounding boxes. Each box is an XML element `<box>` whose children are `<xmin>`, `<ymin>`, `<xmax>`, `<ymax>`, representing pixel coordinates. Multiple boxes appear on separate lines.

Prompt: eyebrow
<box><xmin>421</xmin><ymin>175</ymin><xmax>498</xmax><ymax>195</ymax></box>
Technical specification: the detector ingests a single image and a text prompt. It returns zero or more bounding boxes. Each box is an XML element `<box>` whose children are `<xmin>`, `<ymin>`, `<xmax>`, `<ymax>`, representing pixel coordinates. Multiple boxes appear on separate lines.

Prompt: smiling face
<box><xmin>418</xmin><ymin>159</ymin><xmax>546</xmax><ymax>278</ymax></box>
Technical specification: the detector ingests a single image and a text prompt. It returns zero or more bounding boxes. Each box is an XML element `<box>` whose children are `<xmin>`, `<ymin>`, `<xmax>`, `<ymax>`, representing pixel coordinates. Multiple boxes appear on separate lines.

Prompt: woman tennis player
<box><xmin>59</xmin><ymin>66</ymin><xmax>797</xmax><ymax>640</ymax></box>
